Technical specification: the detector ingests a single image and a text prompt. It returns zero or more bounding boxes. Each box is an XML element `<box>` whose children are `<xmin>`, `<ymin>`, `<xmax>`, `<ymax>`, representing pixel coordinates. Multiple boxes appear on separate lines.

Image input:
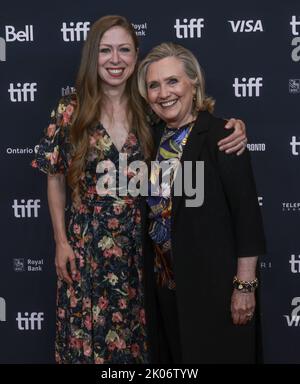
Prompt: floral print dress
<box><xmin>32</xmin><ymin>94</ymin><xmax>148</xmax><ymax>364</ymax></box>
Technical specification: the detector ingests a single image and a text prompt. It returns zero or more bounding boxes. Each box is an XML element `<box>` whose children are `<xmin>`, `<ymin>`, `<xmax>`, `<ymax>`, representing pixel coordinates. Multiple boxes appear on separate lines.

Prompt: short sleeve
<box><xmin>31</xmin><ymin>94</ymin><xmax>77</xmax><ymax>175</ymax></box>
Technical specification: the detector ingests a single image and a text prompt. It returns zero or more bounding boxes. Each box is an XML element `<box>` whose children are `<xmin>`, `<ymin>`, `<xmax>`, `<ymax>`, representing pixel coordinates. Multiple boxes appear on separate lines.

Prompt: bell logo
<box><xmin>5</xmin><ymin>25</ymin><xmax>34</xmax><ymax>42</ymax></box>
<box><xmin>233</xmin><ymin>77</ymin><xmax>263</xmax><ymax>97</ymax></box>
<box><xmin>0</xmin><ymin>37</ymin><xmax>6</xmax><ymax>62</ymax></box>
<box><xmin>228</xmin><ymin>20</ymin><xmax>263</xmax><ymax>33</ymax></box>
<box><xmin>290</xmin><ymin>254</ymin><xmax>300</xmax><ymax>273</ymax></box>
<box><xmin>290</xmin><ymin>136</ymin><xmax>300</xmax><ymax>156</ymax></box>
<box><xmin>0</xmin><ymin>297</ymin><xmax>6</xmax><ymax>322</ymax></box>
<box><xmin>16</xmin><ymin>312</ymin><xmax>44</xmax><ymax>330</ymax></box>
<box><xmin>61</xmin><ymin>22</ymin><xmax>90</xmax><ymax>42</ymax></box>
<box><xmin>284</xmin><ymin>297</ymin><xmax>300</xmax><ymax>327</ymax></box>
<box><xmin>12</xmin><ymin>199</ymin><xmax>41</xmax><ymax>218</ymax></box>
<box><xmin>174</xmin><ymin>18</ymin><xmax>204</xmax><ymax>39</ymax></box>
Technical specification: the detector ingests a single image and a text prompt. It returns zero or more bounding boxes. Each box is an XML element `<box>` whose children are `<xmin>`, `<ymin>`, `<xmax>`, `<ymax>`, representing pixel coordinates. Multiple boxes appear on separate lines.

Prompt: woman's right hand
<box><xmin>55</xmin><ymin>242</ymin><xmax>77</xmax><ymax>285</ymax></box>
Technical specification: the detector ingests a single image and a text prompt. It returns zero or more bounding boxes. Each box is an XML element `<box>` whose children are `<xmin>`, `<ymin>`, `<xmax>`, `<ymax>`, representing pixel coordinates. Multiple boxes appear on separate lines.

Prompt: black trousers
<box><xmin>156</xmin><ymin>287</ymin><xmax>182</xmax><ymax>364</ymax></box>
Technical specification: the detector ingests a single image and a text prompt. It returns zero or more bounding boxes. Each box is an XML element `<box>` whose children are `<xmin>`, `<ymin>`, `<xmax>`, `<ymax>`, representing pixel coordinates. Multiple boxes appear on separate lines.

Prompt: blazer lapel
<box><xmin>172</xmin><ymin>111</ymin><xmax>211</xmax><ymax>217</ymax></box>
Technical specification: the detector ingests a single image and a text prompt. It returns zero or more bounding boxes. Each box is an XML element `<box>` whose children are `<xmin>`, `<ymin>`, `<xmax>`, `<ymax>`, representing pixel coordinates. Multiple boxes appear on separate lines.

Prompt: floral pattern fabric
<box><xmin>147</xmin><ymin>122</ymin><xmax>194</xmax><ymax>290</ymax></box>
<box><xmin>32</xmin><ymin>94</ymin><xmax>148</xmax><ymax>364</ymax></box>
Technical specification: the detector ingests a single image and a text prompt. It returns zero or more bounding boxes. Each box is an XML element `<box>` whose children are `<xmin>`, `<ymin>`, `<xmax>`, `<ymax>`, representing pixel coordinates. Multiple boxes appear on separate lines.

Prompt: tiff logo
<box><xmin>290</xmin><ymin>136</ymin><xmax>300</xmax><ymax>155</ymax></box>
<box><xmin>16</xmin><ymin>312</ymin><xmax>44</xmax><ymax>330</ymax></box>
<box><xmin>228</xmin><ymin>20</ymin><xmax>263</xmax><ymax>33</ymax></box>
<box><xmin>233</xmin><ymin>77</ymin><xmax>263</xmax><ymax>97</ymax></box>
<box><xmin>8</xmin><ymin>83</ymin><xmax>37</xmax><ymax>102</ymax></box>
<box><xmin>61</xmin><ymin>22</ymin><xmax>90</xmax><ymax>42</ymax></box>
<box><xmin>290</xmin><ymin>254</ymin><xmax>300</xmax><ymax>273</ymax></box>
<box><xmin>291</xmin><ymin>16</ymin><xmax>300</xmax><ymax>62</ymax></box>
<box><xmin>284</xmin><ymin>297</ymin><xmax>300</xmax><ymax>327</ymax></box>
<box><xmin>174</xmin><ymin>18</ymin><xmax>204</xmax><ymax>39</ymax></box>
<box><xmin>290</xmin><ymin>15</ymin><xmax>300</xmax><ymax>36</ymax></box>
<box><xmin>0</xmin><ymin>297</ymin><xmax>6</xmax><ymax>321</ymax></box>
<box><xmin>0</xmin><ymin>37</ymin><xmax>6</xmax><ymax>61</ymax></box>
<box><xmin>12</xmin><ymin>199</ymin><xmax>40</xmax><ymax>218</ymax></box>
<box><xmin>5</xmin><ymin>25</ymin><xmax>34</xmax><ymax>42</ymax></box>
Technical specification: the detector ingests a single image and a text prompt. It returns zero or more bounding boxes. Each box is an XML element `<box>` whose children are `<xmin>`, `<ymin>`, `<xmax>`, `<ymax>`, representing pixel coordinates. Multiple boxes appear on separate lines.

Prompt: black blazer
<box><xmin>143</xmin><ymin>110</ymin><xmax>266</xmax><ymax>363</ymax></box>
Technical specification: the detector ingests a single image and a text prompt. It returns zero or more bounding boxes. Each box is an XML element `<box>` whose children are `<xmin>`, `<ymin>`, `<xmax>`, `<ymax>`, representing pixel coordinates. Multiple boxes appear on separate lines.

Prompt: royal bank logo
<box><xmin>5</xmin><ymin>25</ymin><xmax>34</xmax><ymax>42</ymax></box>
<box><xmin>284</xmin><ymin>297</ymin><xmax>300</xmax><ymax>327</ymax></box>
<box><xmin>228</xmin><ymin>19</ymin><xmax>263</xmax><ymax>33</ymax></box>
<box><xmin>174</xmin><ymin>18</ymin><xmax>204</xmax><ymax>39</ymax></box>
<box><xmin>289</xmin><ymin>79</ymin><xmax>300</xmax><ymax>94</ymax></box>
<box><xmin>61</xmin><ymin>86</ymin><xmax>76</xmax><ymax>96</ymax></box>
<box><xmin>247</xmin><ymin>143</ymin><xmax>266</xmax><ymax>152</ymax></box>
<box><xmin>13</xmin><ymin>258</ymin><xmax>25</xmax><ymax>272</ymax></box>
<box><xmin>290</xmin><ymin>15</ymin><xmax>300</xmax><ymax>62</ymax></box>
<box><xmin>290</xmin><ymin>254</ymin><xmax>300</xmax><ymax>273</ymax></box>
<box><xmin>12</xmin><ymin>199</ymin><xmax>41</xmax><ymax>218</ymax></box>
<box><xmin>132</xmin><ymin>22</ymin><xmax>148</xmax><ymax>37</ymax></box>
<box><xmin>8</xmin><ymin>82</ymin><xmax>37</xmax><ymax>102</ymax></box>
<box><xmin>0</xmin><ymin>37</ymin><xmax>6</xmax><ymax>61</ymax></box>
<box><xmin>282</xmin><ymin>202</ymin><xmax>300</xmax><ymax>211</ymax></box>
<box><xmin>290</xmin><ymin>136</ymin><xmax>300</xmax><ymax>155</ymax></box>
<box><xmin>233</xmin><ymin>77</ymin><xmax>263</xmax><ymax>97</ymax></box>
<box><xmin>16</xmin><ymin>312</ymin><xmax>44</xmax><ymax>330</ymax></box>
<box><xmin>13</xmin><ymin>258</ymin><xmax>44</xmax><ymax>272</ymax></box>
<box><xmin>0</xmin><ymin>297</ymin><xmax>6</xmax><ymax>322</ymax></box>
<box><xmin>61</xmin><ymin>22</ymin><xmax>90</xmax><ymax>42</ymax></box>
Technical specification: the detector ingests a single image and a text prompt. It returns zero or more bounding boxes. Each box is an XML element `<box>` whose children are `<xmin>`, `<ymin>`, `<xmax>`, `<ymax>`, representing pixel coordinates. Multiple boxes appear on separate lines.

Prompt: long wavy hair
<box><xmin>68</xmin><ymin>15</ymin><xmax>153</xmax><ymax>205</ymax></box>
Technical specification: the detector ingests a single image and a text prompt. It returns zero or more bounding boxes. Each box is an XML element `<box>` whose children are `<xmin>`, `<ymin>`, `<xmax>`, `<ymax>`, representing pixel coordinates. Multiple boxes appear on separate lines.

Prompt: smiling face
<box><xmin>98</xmin><ymin>26</ymin><xmax>137</xmax><ymax>89</ymax></box>
<box><xmin>146</xmin><ymin>56</ymin><xmax>196</xmax><ymax>128</ymax></box>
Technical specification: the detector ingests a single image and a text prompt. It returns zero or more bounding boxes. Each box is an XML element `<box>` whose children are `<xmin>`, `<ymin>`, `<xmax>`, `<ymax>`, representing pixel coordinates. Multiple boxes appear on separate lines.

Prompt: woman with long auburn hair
<box><xmin>32</xmin><ymin>15</ymin><xmax>247</xmax><ymax>364</ymax></box>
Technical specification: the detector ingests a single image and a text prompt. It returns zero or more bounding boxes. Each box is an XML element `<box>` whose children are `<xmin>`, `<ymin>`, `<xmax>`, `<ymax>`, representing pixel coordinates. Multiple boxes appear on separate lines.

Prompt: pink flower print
<box><xmin>84</xmin><ymin>315</ymin><xmax>92</xmax><ymax>331</ymax></box>
<box><xmin>118</xmin><ymin>298</ymin><xmax>127</xmax><ymax>309</ymax></box>
<box><xmin>108</xmin><ymin>218</ymin><xmax>119</xmax><ymax>229</ymax></box>
<box><xmin>99</xmin><ymin>296</ymin><xmax>109</xmax><ymax>310</ymax></box>
<box><xmin>73</xmin><ymin>223</ymin><xmax>81</xmax><ymax>235</ymax></box>
<box><xmin>112</xmin><ymin>312</ymin><xmax>123</xmax><ymax>323</ymax></box>
<box><xmin>115</xmin><ymin>338</ymin><xmax>126</xmax><ymax>350</ymax></box>
<box><xmin>131</xmin><ymin>343</ymin><xmax>140</xmax><ymax>358</ymax></box>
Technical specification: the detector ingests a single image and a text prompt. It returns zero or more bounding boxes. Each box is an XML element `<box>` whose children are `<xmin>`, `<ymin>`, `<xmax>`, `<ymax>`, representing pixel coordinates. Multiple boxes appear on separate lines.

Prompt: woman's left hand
<box><xmin>218</xmin><ymin>118</ymin><xmax>247</xmax><ymax>155</ymax></box>
<box><xmin>231</xmin><ymin>289</ymin><xmax>256</xmax><ymax>325</ymax></box>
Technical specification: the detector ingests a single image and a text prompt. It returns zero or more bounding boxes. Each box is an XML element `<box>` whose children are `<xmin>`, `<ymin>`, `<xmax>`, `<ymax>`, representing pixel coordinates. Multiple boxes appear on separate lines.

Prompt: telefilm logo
<box><xmin>233</xmin><ymin>77</ymin><xmax>263</xmax><ymax>97</ymax></box>
<box><xmin>0</xmin><ymin>297</ymin><xmax>6</xmax><ymax>322</ymax></box>
<box><xmin>0</xmin><ymin>37</ymin><xmax>6</xmax><ymax>61</ymax></box>
<box><xmin>228</xmin><ymin>19</ymin><xmax>263</xmax><ymax>33</ymax></box>
<box><xmin>282</xmin><ymin>202</ymin><xmax>300</xmax><ymax>211</ymax></box>
<box><xmin>290</xmin><ymin>15</ymin><xmax>300</xmax><ymax>62</ymax></box>
<box><xmin>174</xmin><ymin>18</ymin><xmax>204</xmax><ymax>39</ymax></box>
<box><xmin>290</xmin><ymin>136</ymin><xmax>300</xmax><ymax>155</ymax></box>
<box><xmin>16</xmin><ymin>312</ymin><xmax>44</xmax><ymax>330</ymax></box>
<box><xmin>12</xmin><ymin>199</ymin><xmax>41</xmax><ymax>218</ymax></box>
<box><xmin>8</xmin><ymin>82</ymin><xmax>37</xmax><ymax>102</ymax></box>
<box><xmin>61</xmin><ymin>22</ymin><xmax>90</xmax><ymax>42</ymax></box>
<box><xmin>289</xmin><ymin>254</ymin><xmax>300</xmax><ymax>273</ymax></box>
<box><xmin>5</xmin><ymin>25</ymin><xmax>34</xmax><ymax>42</ymax></box>
<box><xmin>284</xmin><ymin>297</ymin><xmax>300</xmax><ymax>327</ymax></box>
<box><xmin>13</xmin><ymin>258</ymin><xmax>44</xmax><ymax>272</ymax></box>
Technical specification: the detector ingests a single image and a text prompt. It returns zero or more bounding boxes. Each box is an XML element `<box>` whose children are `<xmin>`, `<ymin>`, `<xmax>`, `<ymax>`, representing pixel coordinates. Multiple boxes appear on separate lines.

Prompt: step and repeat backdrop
<box><xmin>0</xmin><ymin>0</ymin><xmax>299</xmax><ymax>364</ymax></box>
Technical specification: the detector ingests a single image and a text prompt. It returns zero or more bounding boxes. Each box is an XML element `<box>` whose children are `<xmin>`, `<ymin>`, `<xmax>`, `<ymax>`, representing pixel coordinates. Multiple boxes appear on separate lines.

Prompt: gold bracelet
<box><xmin>233</xmin><ymin>276</ymin><xmax>258</xmax><ymax>293</ymax></box>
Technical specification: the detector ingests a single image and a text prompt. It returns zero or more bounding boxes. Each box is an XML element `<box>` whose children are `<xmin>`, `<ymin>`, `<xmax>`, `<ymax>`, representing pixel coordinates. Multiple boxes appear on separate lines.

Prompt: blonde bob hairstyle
<box><xmin>138</xmin><ymin>42</ymin><xmax>215</xmax><ymax>114</ymax></box>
